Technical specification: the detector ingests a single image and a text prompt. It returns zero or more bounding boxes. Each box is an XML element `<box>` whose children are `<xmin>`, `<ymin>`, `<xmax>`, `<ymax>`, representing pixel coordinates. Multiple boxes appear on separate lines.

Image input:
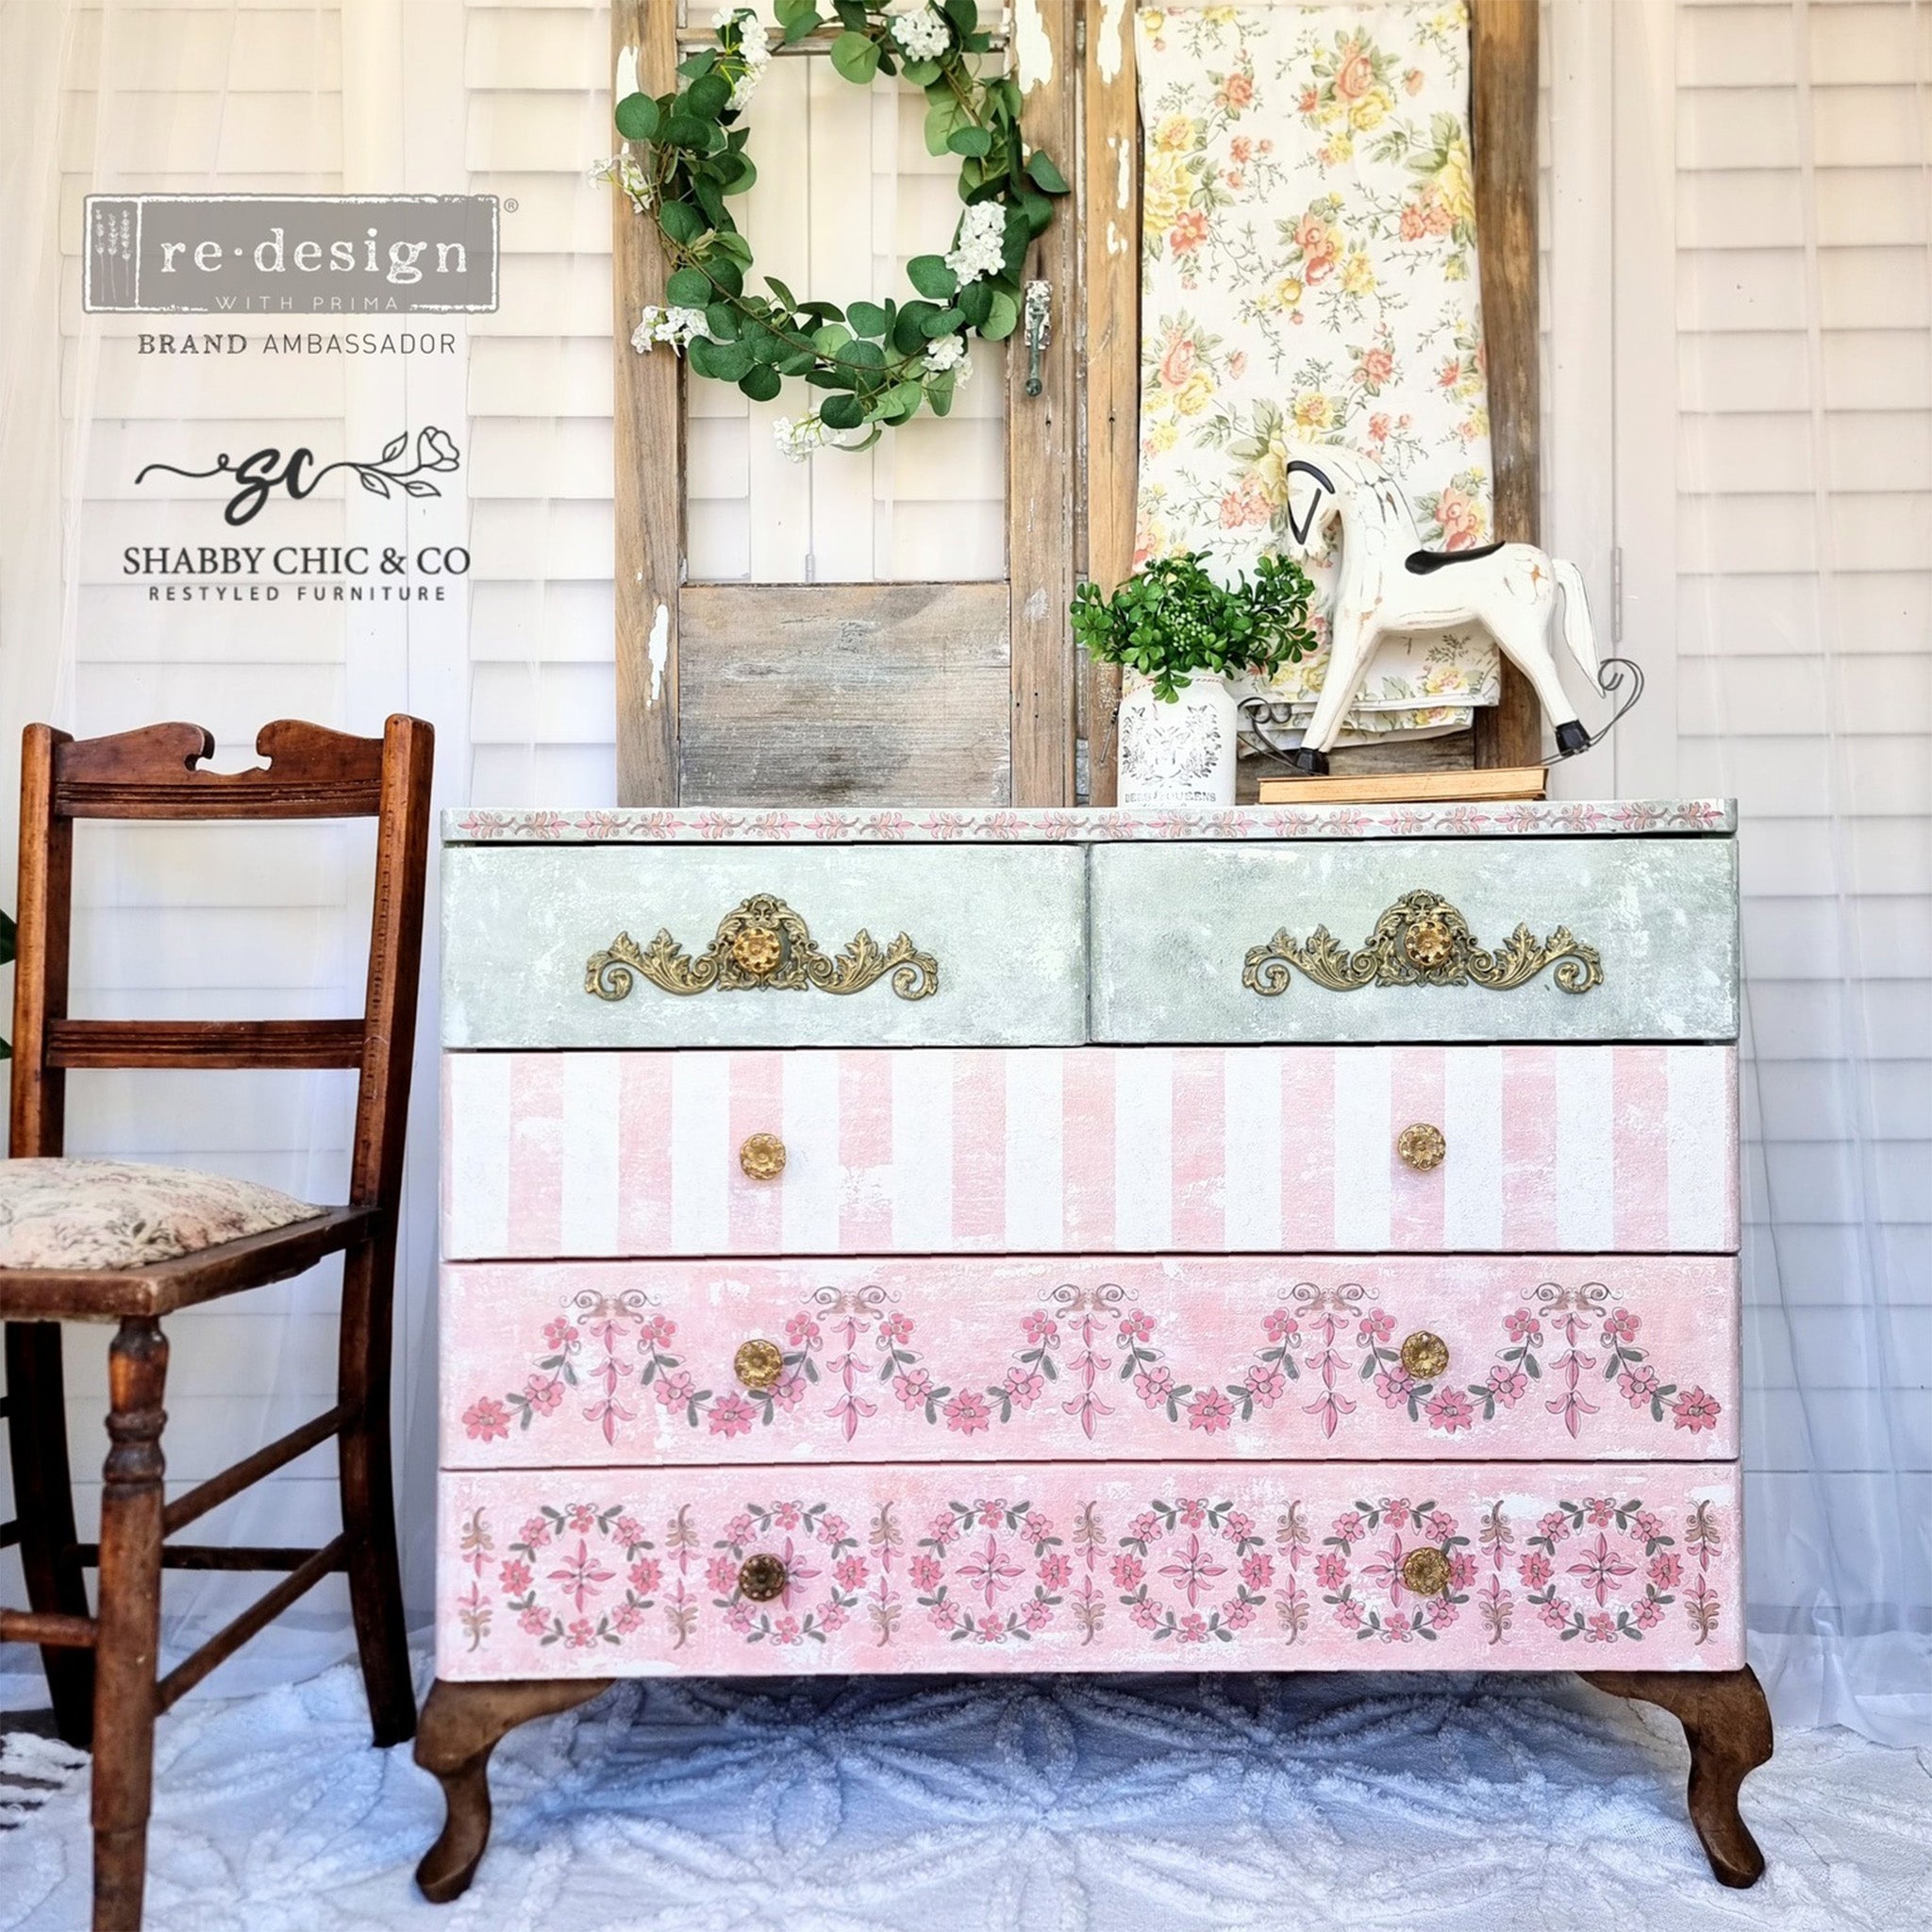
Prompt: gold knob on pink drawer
<box><xmin>734</xmin><ymin>1339</ymin><xmax>785</xmax><ymax>1391</ymax></box>
<box><xmin>1399</xmin><ymin>1330</ymin><xmax>1451</xmax><ymax>1380</ymax></box>
<box><xmin>1396</xmin><ymin>1122</ymin><xmax>1446</xmax><ymax>1172</ymax></box>
<box><xmin>1400</xmin><ymin>1547</ymin><xmax>1453</xmax><ymax>1598</ymax></box>
<box><xmin>738</xmin><ymin>1554</ymin><xmax>787</xmax><ymax>1603</ymax></box>
<box><xmin>739</xmin><ymin>1132</ymin><xmax>787</xmax><ymax>1181</ymax></box>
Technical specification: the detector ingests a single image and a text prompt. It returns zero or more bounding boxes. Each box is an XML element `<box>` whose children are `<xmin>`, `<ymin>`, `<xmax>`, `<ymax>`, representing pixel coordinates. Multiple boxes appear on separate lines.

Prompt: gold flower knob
<box><xmin>734</xmin><ymin>1338</ymin><xmax>785</xmax><ymax>1391</ymax></box>
<box><xmin>1404</xmin><ymin>916</ymin><xmax>1456</xmax><ymax>971</ymax></box>
<box><xmin>729</xmin><ymin>924</ymin><xmax>784</xmax><ymax>976</ymax></box>
<box><xmin>739</xmin><ymin>1132</ymin><xmax>787</xmax><ymax>1181</ymax></box>
<box><xmin>1400</xmin><ymin>1547</ymin><xmax>1453</xmax><ymax>1598</ymax></box>
<box><xmin>1399</xmin><ymin>1330</ymin><xmax>1450</xmax><ymax>1380</ymax></box>
<box><xmin>738</xmin><ymin>1554</ymin><xmax>787</xmax><ymax>1603</ymax></box>
<box><xmin>1396</xmin><ymin>1122</ymin><xmax>1446</xmax><ymax>1172</ymax></box>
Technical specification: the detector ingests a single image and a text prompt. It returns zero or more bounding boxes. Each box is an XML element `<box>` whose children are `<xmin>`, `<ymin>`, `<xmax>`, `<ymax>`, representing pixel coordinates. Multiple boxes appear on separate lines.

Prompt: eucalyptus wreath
<box><xmin>598</xmin><ymin>1</ymin><xmax>1068</xmax><ymax>458</ymax></box>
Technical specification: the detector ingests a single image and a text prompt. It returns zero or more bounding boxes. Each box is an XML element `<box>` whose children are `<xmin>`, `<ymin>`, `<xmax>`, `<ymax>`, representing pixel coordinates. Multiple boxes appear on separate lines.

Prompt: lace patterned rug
<box><xmin>0</xmin><ymin>1663</ymin><xmax>1924</xmax><ymax>1928</ymax></box>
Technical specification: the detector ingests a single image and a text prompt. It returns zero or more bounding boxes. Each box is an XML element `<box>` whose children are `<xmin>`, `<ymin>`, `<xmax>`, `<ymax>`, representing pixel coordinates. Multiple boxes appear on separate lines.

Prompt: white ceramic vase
<box><xmin>1116</xmin><ymin>673</ymin><xmax>1239</xmax><ymax>808</ymax></box>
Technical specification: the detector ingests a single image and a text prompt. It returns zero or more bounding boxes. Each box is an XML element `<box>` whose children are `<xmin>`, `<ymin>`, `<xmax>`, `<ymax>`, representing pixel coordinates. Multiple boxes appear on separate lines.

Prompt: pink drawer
<box><xmin>442</xmin><ymin>1254</ymin><xmax>1739</xmax><ymax>1467</ymax></box>
<box><xmin>436</xmin><ymin>1458</ymin><xmax>1744</xmax><ymax>1678</ymax></box>
<box><xmin>441</xmin><ymin>1044</ymin><xmax>1738</xmax><ymax>1258</ymax></box>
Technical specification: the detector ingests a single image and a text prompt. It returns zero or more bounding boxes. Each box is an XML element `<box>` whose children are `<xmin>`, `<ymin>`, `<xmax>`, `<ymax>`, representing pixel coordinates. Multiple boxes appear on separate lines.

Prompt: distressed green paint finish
<box><xmin>442</xmin><ymin>844</ymin><xmax>1089</xmax><ymax>1048</ymax></box>
<box><xmin>1089</xmin><ymin>838</ymin><xmax>1739</xmax><ymax>1044</ymax></box>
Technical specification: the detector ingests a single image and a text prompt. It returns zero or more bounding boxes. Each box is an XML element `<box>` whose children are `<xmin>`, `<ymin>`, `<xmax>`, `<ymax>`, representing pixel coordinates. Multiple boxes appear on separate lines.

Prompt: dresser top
<box><xmin>444</xmin><ymin>799</ymin><xmax>1735</xmax><ymax>846</ymax></box>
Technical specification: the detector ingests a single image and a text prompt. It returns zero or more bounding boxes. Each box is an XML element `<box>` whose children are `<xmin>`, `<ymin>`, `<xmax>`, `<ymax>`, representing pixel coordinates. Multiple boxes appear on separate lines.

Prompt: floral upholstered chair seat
<box><xmin>0</xmin><ymin>1158</ymin><xmax>322</xmax><ymax>1271</ymax></box>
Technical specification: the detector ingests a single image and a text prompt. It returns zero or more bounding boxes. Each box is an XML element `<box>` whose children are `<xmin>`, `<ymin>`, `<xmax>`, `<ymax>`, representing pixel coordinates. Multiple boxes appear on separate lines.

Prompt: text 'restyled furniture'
<box><xmin>0</xmin><ymin>717</ymin><xmax>433</xmax><ymax>1932</ymax></box>
<box><xmin>419</xmin><ymin>797</ymin><xmax>1770</xmax><ymax>1900</ymax></box>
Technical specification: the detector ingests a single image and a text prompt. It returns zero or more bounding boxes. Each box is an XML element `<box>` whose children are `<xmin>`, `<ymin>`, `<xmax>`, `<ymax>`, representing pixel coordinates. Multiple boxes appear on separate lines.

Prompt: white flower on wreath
<box><xmin>945</xmin><ymin>201</ymin><xmax>1006</xmax><ymax>285</ymax></box>
<box><xmin>890</xmin><ymin>3</ymin><xmax>951</xmax><ymax>59</ymax></box>
<box><xmin>773</xmin><ymin>414</ymin><xmax>833</xmax><ymax>462</ymax></box>
<box><xmin>923</xmin><ymin>334</ymin><xmax>970</xmax><ymax>379</ymax></box>
<box><xmin>589</xmin><ymin>154</ymin><xmax>651</xmax><ymax>214</ymax></box>
<box><xmin>632</xmin><ymin>306</ymin><xmax>708</xmax><ymax>353</ymax></box>
<box><xmin>724</xmin><ymin>8</ymin><xmax>772</xmax><ymax>111</ymax></box>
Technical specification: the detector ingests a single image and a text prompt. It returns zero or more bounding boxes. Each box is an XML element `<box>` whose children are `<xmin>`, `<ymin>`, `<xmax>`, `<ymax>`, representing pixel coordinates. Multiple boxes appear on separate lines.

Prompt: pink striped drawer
<box><xmin>436</xmin><ymin>1458</ymin><xmax>1744</xmax><ymax>1679</ymax></box>
<box><xmin>442</xmin><ymin>1254</ymin><xmax>1739</xmax><ymax>1467</ymax></box>
<box><xmin>441</xmin><ymin>1045</ymin><xmax>1738</xmax><ymax>1258</ymax></box>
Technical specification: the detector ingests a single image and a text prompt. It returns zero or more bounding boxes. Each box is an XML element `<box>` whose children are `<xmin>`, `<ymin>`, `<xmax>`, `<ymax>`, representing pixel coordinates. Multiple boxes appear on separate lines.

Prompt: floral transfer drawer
<box><xmin>443</xmin><ymin>1255</ymin><xmax>1739</xmax><ymax>1468</ymax></box>
<box><xmin>436</xmin><ymin>1459</ymin><xmax>1743</xmax><ymax>1679</ymax></box>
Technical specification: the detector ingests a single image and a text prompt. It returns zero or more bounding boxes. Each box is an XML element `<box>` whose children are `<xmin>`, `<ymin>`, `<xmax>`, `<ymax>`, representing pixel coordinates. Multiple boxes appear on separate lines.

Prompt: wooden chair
<box><xmin>0</xmin><ymin>716</ymin><xmax>433</xmax><ymax>1932</ymax></box>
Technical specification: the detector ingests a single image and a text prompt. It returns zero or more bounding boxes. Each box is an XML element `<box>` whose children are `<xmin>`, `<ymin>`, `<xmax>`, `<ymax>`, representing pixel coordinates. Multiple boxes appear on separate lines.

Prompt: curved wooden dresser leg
<box><xmin>413</xmin><ymin>1677</ymin><xmax>615</xmax><ymax>1904</ymax></box>
<box><xmin>1582</xmin><ymin>1666</ymin><xmax>1774</xmax><ymax>1888</ymax></box>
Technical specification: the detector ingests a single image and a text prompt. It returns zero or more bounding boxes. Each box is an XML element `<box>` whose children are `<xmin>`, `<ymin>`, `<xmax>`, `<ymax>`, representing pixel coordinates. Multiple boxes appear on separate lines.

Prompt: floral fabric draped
<box><xmin>1135</xmin><ymin>2</ymin><xmax>1500</xmax><ymax>735</ymax></box>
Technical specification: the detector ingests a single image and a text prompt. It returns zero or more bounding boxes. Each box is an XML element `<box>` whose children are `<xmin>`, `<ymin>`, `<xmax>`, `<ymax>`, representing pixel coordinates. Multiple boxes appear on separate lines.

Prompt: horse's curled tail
<box><xmin>1554</xmin><ymin>558</ymin><xmax>1599</xmax><ymax>679</ymax></box>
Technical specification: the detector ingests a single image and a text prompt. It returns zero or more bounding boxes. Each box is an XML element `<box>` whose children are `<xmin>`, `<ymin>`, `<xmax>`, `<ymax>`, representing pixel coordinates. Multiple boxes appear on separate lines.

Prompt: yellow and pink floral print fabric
<box><xmin>1136</xmin><ymin>2</ymin><xmax>1500</xmax><ymax>736</ymax></box>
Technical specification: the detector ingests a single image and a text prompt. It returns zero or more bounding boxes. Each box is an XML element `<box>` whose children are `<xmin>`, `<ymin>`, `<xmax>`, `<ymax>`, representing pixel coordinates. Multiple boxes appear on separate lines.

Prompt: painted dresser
<box><xmin>415</xmin><ymin>800</ymin><xmax>1772</xmax><ymax>1901</ymax></box>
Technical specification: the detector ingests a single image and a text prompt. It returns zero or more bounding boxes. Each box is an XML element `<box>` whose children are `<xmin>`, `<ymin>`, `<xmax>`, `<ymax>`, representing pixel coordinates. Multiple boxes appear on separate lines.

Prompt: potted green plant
<box><xmin>1072</xmin><ymin>550</ymin><xmax>1316</xmax><ymax>807</ymax></box>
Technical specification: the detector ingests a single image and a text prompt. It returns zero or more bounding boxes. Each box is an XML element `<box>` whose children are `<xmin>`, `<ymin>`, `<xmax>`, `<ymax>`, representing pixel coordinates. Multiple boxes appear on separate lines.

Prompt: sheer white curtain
<box><xmin>1591</xmin><ymin>0</ymin><xmax>1932</xmax><ymax>1742</ymax></box>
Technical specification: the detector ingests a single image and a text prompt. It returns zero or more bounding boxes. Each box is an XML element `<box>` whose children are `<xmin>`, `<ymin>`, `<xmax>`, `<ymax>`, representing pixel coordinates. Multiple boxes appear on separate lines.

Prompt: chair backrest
<box><xmin>9</xmin><ymin>717</ymin><xmax>435</xmax><ymax>1217</ymax></box>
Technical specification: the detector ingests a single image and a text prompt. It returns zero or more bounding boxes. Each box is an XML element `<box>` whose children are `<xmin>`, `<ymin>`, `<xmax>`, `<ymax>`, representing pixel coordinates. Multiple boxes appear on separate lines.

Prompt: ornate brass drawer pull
<box><xmin>1399</xmin><ymin>1330</ymin><xmax>1450</xmax><ymax>1380</ymax></box>
<box><xmin>1399</xmin><ymin>1547</ymin><xmax>1453</xmax><ymax>1598</ymax></box>
<box><xmin>739</xmin><ymin>1133</ymin><xmax>787</xmax><ymax>1182</ymax></box>
<box><xmin>587</xmin><ymin>892</ymin><xmax>939</xmax><ymax>1002</ymax></box>
<box><xmin>1241</xmin><ymin>889</ymin><xmax>1602</xmax><ymax>997</ymax></box>
<box><xmin>1397</xmin><ymin>1123</ymin><xmax>1446</xmax><ymax>1172</ymax></box>
<box><xmin>738</xmin><ymin>1554</ymin><xmax>788</xmax><ymax>1603</ymax></box>
<box><xmin>734</xmin><ymin>1338</ymin><xmax>785</xmax><ymax>1390</ymax></box>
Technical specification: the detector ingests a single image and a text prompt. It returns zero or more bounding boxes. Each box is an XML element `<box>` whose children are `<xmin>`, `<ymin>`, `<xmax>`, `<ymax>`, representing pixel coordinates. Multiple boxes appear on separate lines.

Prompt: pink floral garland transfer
<box><xmin>460</xmin><ymin>1278</ymin><xmax>1723</xmax><ymax>1456</ymax></box>
<box><xmin>452</xmin><ymin>1485</ymin><xmax>1727</xmax><ymax>1660</ymax></box>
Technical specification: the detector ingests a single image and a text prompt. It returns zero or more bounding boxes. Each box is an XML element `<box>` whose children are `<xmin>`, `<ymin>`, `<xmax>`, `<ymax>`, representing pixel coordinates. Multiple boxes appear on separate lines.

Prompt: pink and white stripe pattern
<box><xmin>442</xmin><ymin>1045</ymin><xmax>1738</xmax><ymax>1259</ymax></box>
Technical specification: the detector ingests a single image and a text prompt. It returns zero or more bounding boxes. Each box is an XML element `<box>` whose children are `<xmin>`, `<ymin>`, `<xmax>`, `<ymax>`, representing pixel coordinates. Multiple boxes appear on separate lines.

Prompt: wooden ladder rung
<box><xmin>0</xmin><ymin>1607</ymin><xmax>97</xmax><ymax>1649</ymax></box>
<box><xmin>45</xmin><ymin>1019</ymin><xmax>365</xmax><ymax>1070</ymax></box>
<box><xmin>160</xmin><ymin>1404</ymin><xmax>348</xmax><ymax>1539</ymax></box>
<box><xmin>156</xmin><ymin>1536</ymin><xmax>346</xmax><ymax>1710</ymax></box>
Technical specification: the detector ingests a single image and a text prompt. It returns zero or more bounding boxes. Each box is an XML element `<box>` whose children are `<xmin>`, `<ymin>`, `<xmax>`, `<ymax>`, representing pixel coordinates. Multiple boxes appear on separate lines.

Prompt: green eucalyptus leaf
<box><xmin>740</xmin><ymin>364</ymin><xmax>784</xmax><ymax>402</ymax></box>
<box><xmin>892</xmin><ymin>301</ymin><xmax>941</xmax><ymax>352</ymax></box>
<box><xmin>811</xmin><ymin>323</ymin><xmax>854</xmax><ymax>355</ymax></box>
<box><xmin>664</xmin><ymin>113</ymin><xmax>713</xmax><ymax>148</ymax></box>
<box><xmin>665</xmin><ymin>266</ymin><xmax>712</xmax><ymax>307</ymax></box>
<box><xmin>702</xmin><ymin>341</ymin><xmax>755</xmax><ymax>382</ymax></box>
<box><xmin>613</xmin><ymin>92</ymin><xmax>660</xmax><ymax>141</ymax></box>
<box><xmin>687</xmin><ymin>72</ymin><xmax>731</xmax><ymax>119</ymax></box>
<box><xmin>920</xmin><ymin>305</ymin><xmax>964</xmax><ymax>337</ymax></box>
<box><xmin>777</xmin><ymin>349</ymin><xmax>816</xmax><ymax>375</ymax></box>
<box><xmin>676</xmin><ymin>51</ymin><xmax>717</xmax><ymax>79</ymax></box>
<box><xmin>821</xmin><ymin>391</ymin><xmax>867</xmax><ymax>431</ymax></box>
<box><xmin>942</xmin><ymin>0</ymin><xmax>977</xmax><ymax>35</ymax></box>
<box><xmin>804</xmin><ymin>367</ymin><xmax>846</xmax><ymax>389</ymax></box>
<box><xmin>1025</xmin><ymin>150</ymin><xmax>1070</xmax><ymax>194</ymax></box>
<box><xmin>658</xmin><ymin>199</ymin><xmax>704</xmax><ymax>245</ymax></box>
<box><xmin>926</xmin><ymin>370</ymin><xmax>957</xmax><ymax>415</ymax></box>
<box><xmin>692</xmin><ymin>176</ymin><xmax>727</xmax><ymax>228</ymax></box>
<box><xmin>705</xmin><ymin>302</ymin><xmax>741</xmax><ymax>341</ymax></box>
<box><xmin>843</xmin><ymin>338</ymin><xmax>886</xmax><ymax>369</ymax></box>
<box><xmin>906</xmin><ymin>254</ymin><xmax>958</xmax><ymax>299</ymax></box>
<box><xmin>958</xmin><ymin>280</ymin><xmax>993</xmax><ymax>326</ymax></box>
<box><xmin>924</xmin><ymin>99</ymin><xmax>965</xmax><ymax>156</ymax></box>
<box><xmin>878</xmin><ymin>379</ymin><xmax>924</xmax><ymax>420</ymax></box>
<box><xmin>707</xmin><ymin>253</ymin><xmax>743</xmax><ymax>296</ymax></box>
<box><xmin>847</xmin><ymin>300</ymin><xmax>890</xmax><ymax>339</ymax></box>
<box><xmin>829</xmin><ymin>29</ymin><xmax>880</xmax><ymax>82</ymax></box>
<box><xmin>721</xmin><ymin>152</ymin><xmax>757</xmax><ymax>193</ymax></box>
<box><xmin>947</xmin><ymin>125</ymin><xmax>992</xmax><ymax>158</ymax></box>
<box><xmin>981</xmin><ymin>289</ymin><xmax>1019</xmax><ymax>340</ymax></box>
<box><xmin>783</xmin><ymin>6</ymin><xmax>822</xmax><ymax>42</ymax></box>
<box><xmin>900</xmin><ymin>57</ymin><xmax>942</xmax><ymax>85</ymax></box>
<box><xmin>765</xmin><ymin>275</ymin><xmax>799</xmax><ymax>309</ymax></box>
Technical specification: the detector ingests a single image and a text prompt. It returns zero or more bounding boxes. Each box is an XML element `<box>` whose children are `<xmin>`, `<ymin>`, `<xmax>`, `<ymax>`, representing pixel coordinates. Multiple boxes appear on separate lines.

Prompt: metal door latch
<box><xmin>1024</xmin><ymin>280</ymin><xmax>1051</xmax><ymax>396</ymax></box>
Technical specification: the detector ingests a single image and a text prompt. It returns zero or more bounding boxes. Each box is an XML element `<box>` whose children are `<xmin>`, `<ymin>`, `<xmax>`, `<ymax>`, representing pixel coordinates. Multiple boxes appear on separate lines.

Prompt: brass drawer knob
<box><xmin>739</xmin><ymin>1132</ymin><xmax>787</xmax><ymax>1181</ymax></box>
<box><xmin>734</xmin><ymin>1338</ymin><xmax>785</xmax><ymax>1391</ymax></box>
<box><xmin>738</xmin><ymin>1554</ymin><xmax>788</xmax><ymax>1603</ymax></box>
<box><xmin>1396</xmin><ymin>1122</ymin><xmax>1446</xmax><ymax>1171</ymax></box>
<box><xmin>1400</xmin><ymin>1547</ymin><xmax>1453</xmax><ymax>1598</ymax></box>
<box><xmin>1399</xmin><ymin>1330</ymin><xmax>1450</xmax><ymax>1380</ymax></box>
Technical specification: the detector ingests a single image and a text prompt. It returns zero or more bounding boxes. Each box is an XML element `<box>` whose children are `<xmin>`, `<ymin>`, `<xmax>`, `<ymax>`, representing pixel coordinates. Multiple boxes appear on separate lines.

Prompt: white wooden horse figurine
<box><xmin>1275</xmin><ymin>441</ymin><xmax>1598</xmax><ymax>774</ymax></box>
